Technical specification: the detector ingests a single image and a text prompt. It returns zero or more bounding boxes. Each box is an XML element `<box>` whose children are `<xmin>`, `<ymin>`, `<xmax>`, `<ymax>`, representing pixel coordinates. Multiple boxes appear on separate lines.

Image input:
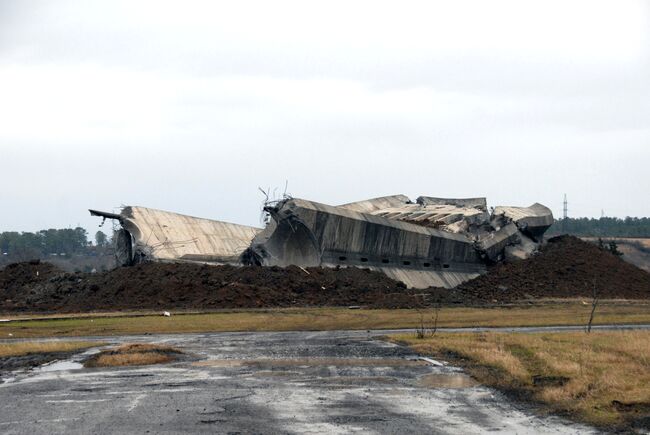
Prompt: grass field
<box><xmin>1</xmin><ymin>301</ymin><xmax>649</xmax><ymax>338</ymax></box>
<box><xmin>393</xmin><ymin>331</ymin><xmax>650</xmax><ymax>429</ymax></box>
<box><xmin>0</xmin><ymin>341</ymin><xmax>103</xmax><ymax>358</ymax></box>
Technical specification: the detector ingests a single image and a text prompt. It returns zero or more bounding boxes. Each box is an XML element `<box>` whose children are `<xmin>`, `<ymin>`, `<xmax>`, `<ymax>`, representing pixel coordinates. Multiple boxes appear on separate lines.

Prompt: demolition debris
<box><xmin>89</xmin><ymin>194</ymin><xmax>554</xmax><ymax>289</ymax></box>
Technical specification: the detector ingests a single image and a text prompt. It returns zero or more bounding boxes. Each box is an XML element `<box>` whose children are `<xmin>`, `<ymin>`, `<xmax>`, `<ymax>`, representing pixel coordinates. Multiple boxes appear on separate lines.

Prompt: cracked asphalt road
<box><xmin>0</xmin><ymin>330</ymin><xmax>598</xmax><ymax>434</ymax></box>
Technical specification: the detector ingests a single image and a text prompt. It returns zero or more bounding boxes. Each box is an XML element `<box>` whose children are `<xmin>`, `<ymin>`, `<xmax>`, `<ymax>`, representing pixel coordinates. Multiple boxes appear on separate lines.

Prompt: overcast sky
<box><xmin>1</xmin><ymin>0</ymin><xmax>649</xmax><ymax>234</ymax></box>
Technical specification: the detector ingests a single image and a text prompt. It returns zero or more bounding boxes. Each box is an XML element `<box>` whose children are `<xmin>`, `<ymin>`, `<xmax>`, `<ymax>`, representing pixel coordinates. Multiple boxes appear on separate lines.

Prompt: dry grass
<box><xmin>1</xmin><ymin>301</ymin><xmax>649</xmax><ymax>338</ymax></box>
<box><xmin>394</xmin><ymin>331</ymin><xmax>650</xmax><ymax>429</ymax></box>
<box><xmin>84</xmin><ymin>343</ymin><xmax>183</xmax><ymax>368</ymax></box>
<box><xmin>0</xmin><ymin>341</ymin><xmax>103</xmax><ymax>358</ymax></box>
<box><xmin>112</xmin><ymin>343</ymin><xmax>180</xmax><ymax>353</ymax></box>
<box><xmin>90</xmin><ymin>352</ymin><xmax>173</xmax><ymax>367</ymax></box>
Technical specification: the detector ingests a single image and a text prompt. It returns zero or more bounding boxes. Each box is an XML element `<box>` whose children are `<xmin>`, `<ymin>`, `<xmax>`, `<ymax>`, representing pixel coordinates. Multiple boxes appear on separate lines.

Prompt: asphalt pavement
<box><xmin>0</xmin><ymin>330</ymin><xmax>604</xmax><ymax>434</ymax></box>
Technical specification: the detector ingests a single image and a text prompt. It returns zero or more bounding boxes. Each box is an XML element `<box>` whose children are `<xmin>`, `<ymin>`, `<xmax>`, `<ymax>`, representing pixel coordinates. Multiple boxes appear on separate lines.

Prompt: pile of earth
<box><xmin>0</xmin><ymin>260</ymin><xmax>61</xmax><ymax>291</ymax></box>
<box><xmin>0</xmin><ymin>236</ymin><xmax>648</xmax><ymax>312</ymax></box>
<box><xmin>455</xmin><ymin>235</ymin><xmax>650</xmax><ymax>302</ymax></box>
<box><xmin>0</xmin><ymin>261</ymin><xmax>435</xmax><ymax>312</ymax></box>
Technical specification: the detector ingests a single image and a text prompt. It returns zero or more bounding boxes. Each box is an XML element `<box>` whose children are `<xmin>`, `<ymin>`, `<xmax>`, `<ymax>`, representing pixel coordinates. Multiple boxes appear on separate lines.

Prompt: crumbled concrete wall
<box><xmin>246</xmin><ymin>195</ymin><xmax>553</xmax><ymax>288</ymax></box>
<box><xmin>248</xmin><ymin>198</ymin><xmax>488</xmax><ymax>289</ymax></box>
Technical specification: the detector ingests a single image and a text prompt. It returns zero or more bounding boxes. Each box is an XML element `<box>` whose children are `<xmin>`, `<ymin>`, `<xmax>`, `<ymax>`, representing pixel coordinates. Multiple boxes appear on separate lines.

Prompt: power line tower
<box><xmin>562</xmin><ymin>194</ymin><xmax>568</xmax><ymax>233</ymax></box>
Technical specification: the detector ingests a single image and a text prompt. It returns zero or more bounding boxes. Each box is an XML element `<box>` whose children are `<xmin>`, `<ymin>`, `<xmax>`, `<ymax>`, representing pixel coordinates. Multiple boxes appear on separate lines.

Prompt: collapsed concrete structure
<box><xmin>89</xmin><ymin>206</ymin><xmax>261</xmax><ymax>267</ymax></box>
<box><xmin>90</xmin><ymin>195</ymin><xmax>553</xmax><ymax>289</ymax></box>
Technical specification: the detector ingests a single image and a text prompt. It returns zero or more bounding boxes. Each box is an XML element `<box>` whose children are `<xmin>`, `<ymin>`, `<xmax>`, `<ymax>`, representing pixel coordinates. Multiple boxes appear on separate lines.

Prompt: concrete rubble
<box><xmin>90</xmin><ymin>194</ymin><xmax>553</xmax><ymax>289</ymax></box>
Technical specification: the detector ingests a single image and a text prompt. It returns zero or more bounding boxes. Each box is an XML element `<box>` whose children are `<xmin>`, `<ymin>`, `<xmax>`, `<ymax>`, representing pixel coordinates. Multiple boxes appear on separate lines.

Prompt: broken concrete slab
<box><xmin>478</xmin><ymin>223</ymin><xmax>520</xmax><ymax>262</ymax></box>
<box><xmin>370</xmin><ymin>204</ymin><xmax>489</xmax><ymax>230</ymax></box>
<box><xmin>505</xmin><ymin>233</ymin><xmax>540</xmax><ymax>262</ymax></box>
<box><xmin>493</xmin><ymin>203</ymin><xmax>554</xmax><ymax>241</ymax></box>
<box><xmin>338</xmin><ymin>194</ymin><xmax>413</xmax><ymax>213</ymax></box>
<box><xmin>417</xmin><ymin>196</ymin><xmax>488</xmax><ymax>211</ymax></box>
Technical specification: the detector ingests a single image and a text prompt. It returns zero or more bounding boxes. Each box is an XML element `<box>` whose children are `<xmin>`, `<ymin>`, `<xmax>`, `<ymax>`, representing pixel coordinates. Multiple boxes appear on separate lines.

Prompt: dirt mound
<box><xmin>84</xmin><ymin>343</ymin><xmax>185</xmax><ymax>367</ymax></box>
<box><xmin>0</xmin><ymin>236</ymin><xmax>648</xmax><ymax>313</ymax></box>
<box><xmin>456</xmin><ymin>235</ymin><xmax>650</xmax><ymax>302</ymax></box>
<box><xmin>1</xmin><ymin>262</ymin><xmax>438</xmax><ymax>312</ymax></box>
<box><xmin>0</xmin><ymin>260</ymin><xmax>64</xmax><ymax>304</ymax></box>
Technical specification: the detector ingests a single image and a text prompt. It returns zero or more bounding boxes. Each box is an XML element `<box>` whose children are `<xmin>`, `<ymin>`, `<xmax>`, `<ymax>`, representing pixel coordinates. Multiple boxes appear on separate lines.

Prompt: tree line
<box><xmin>0</xmin><ymin>228</ymin><xmax>111</xmax><ymax>260</ymax></box>
<box><xmin>547</xmin><ymin>217</ymin><xmax>650</xmax><ymax>237</ymax></box>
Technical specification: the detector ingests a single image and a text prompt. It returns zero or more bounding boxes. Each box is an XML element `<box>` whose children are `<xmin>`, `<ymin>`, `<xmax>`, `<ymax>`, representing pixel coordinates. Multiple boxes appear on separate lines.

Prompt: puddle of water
<box><xmin>318</xmin><ymin>376</ymin><xmax>398</xmax><ymax>384</ymax></box>
<box><xmin>418</xmin><ymin>373</ymin><xmax>478</xmax><ymax>389</ymax></box>
<box><xmin>36</xmin><ymin>360</ymin><xmax>83</xmax><ymax>372</ymax></box>
<box><xmin>251</xmin><ymin>370</ymin><xmax>301</xmax><ymax>377</ymax></box>
<box><xmin>193</xmin><ymin>358</ymin><xmax>427</xmax><ymax>368</ymax></box>
<box><xmin>193</xmin><ymin>360</ymin><xmax>244</xmax><ymax>368</ymax></box>
<box><xmin>414</xmin><ymin>357</ymin><xmax>445</xmax><ymax>367</ymax></box>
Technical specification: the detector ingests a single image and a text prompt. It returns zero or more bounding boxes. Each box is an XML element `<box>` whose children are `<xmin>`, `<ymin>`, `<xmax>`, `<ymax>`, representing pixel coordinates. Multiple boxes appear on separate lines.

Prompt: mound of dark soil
<box><xmin>0</xmin><ymin>260</ymin><xmax>64</xmax><ymax>307</ymax></box>
<box><xmin>0</xmin><ymin>260</ymin><xmax>61</xmax><ymax>287</ymax></box>
<box><xmin>0</xmin><ymin>236</ymin><xmax>647</xmax><ymax>313</ymax></box>
<box><xmin>456</xmin><ymin>235</ymin><xmax>650</xmax><ymax>302</ymax></box>
<box><xmin>1</xmin><ymin>262</ymin><xmax>437</xmax><ymax>312</ymax></box>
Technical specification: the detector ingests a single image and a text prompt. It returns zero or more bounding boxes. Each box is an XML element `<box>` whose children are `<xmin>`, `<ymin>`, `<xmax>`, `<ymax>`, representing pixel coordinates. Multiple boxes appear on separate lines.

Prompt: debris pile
<box><xmin>246</xmin><ymin>196</ymin><xmax>554</xmax><ymax>288</ymax></box>
<box><xmin>91</xmin><ymin>195</ymin><xmax>554</xmax><ymax>289</ymax></box>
